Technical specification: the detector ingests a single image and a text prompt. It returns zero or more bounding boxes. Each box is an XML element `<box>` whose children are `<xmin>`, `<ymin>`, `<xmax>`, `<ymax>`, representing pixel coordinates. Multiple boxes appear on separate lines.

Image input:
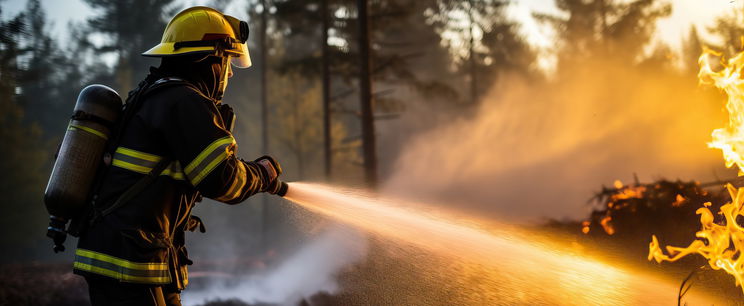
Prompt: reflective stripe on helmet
<box><xmin>73</xmin><ymin>248</ymin><xmax>171</xmax><ymax>284</ymax></box>
<box><xmin>184</xmin><ymin>136</ymin><xmax>235</xmax><ymax>186</ymax></box>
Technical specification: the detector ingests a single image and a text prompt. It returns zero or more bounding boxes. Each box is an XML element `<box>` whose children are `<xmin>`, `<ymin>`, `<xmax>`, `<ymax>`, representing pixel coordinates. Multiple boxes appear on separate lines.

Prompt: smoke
<box><xmin>183</xmin><ymin>225</ymin><xmax>366</xmax><ymax>306</ymax></box>
<box><xmin>381</xmin><ymin>61</ymin><xmax>731</xmax><ymax>221</ymax></box>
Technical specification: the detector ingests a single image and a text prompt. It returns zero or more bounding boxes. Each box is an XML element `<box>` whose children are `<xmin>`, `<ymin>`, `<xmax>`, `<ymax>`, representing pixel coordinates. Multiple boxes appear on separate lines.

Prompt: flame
<box><xmin>600</xmin><ymin>216</ymin><xmax>615</xmax><ymax>235</ymax></box>
<box><xmin>610</xmin><ymin>180</ymin><xmax>646</xmax><ymax>201</ymax></box>
<box><xmin>672</xmin><ymin>194</ymin><xmax>686</xmax><ymax>207</ymax></box>
<box><xmin>700</xmin><ymin>47</ymin><xmax>744</xmax><ymax>174</ymax></box>
<box><xmin>648</xmin><ymin>46</ymin><xmax>744</xmax><ymax>294</ymax></box>
<box><xmin>649</xmin><ymin>184</ymin><xmax>744</xmax><ymax>292</ymax></box>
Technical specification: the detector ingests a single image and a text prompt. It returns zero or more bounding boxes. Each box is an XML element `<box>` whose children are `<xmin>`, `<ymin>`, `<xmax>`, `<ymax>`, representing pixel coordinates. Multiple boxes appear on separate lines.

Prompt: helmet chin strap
<box><xmin>215</xmin><ymin>56</ymin><xmax>230</xmax><ymax>101</ymax></box>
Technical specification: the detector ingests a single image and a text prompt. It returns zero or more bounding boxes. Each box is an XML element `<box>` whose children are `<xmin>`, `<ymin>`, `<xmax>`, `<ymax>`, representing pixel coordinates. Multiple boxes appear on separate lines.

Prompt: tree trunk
<box><xmin>261</xmin><ymin>0</ymin><xmax>269</xmax><ymax>154</ymax></box>
<box><xmin>260</xmin><ymin>0</ymin><xmax>273</xmax><ymax>250</ymax></box>
<box><xmin>468</xmin><ymin>0</ymin><xmax>477</xmax><ymax>105</ymax></box>
<box><xmin>321</xmin><ymin>0</ymin><xmax>332</xmax><ymax>180</ymax></box>
<box><xmin>356</xmin><ymin>0</ymin><xmax>377</xmax><ymax>189</ymax></box>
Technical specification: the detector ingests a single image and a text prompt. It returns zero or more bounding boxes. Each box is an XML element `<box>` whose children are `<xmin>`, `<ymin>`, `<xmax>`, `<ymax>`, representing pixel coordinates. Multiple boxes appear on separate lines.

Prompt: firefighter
<box><xmin>72</xmin><ymin>7</ymin><xmax>285</xmax><ymax>306</ymax></box>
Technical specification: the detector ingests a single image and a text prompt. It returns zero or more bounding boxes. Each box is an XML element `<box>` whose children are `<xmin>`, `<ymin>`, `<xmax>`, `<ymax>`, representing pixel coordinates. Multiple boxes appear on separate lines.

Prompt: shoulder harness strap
<box><xmin>92</xmin><ymin>77</ymin><xmax>193</xmax><ymax>221</ymax></box>
<box><xmin>98</xmin><ymin>157</ymin><xmax>171</xmax><ymax>218</ymax></box>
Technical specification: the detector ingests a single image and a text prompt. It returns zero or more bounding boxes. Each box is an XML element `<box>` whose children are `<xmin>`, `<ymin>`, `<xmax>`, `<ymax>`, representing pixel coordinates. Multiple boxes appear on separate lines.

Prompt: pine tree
<box><xmin>426</xmin><ymin>0</ymin><xmax>535</xmax><ymax>104</ymax></box>
<box><xmin>709</xmin><ymin>6</ymin><xmax>744</xmax><ymax>57</ymax></box>
<box><xmin>15</xmin><ymin>0</ymin><xmax>80</xmax><ymax>134</ymax></box>
<box><xmin>681</xmin><ymin>26</ymin><xmax>703</xmax><ymax>75</ymax></box>
<box><xmin>0</xmin><ymin>3</ymin><xmax>54</xmax><ymax>261</ymax></box>
<box><xmin>80</xmin><ymin>0</ymin><xmax>179</xmax><ymax>93</ymax></box>
<box><xmin>536</xmin><ymin>0</ymin><xmax>671</xmax><ymax>70</ymax></box>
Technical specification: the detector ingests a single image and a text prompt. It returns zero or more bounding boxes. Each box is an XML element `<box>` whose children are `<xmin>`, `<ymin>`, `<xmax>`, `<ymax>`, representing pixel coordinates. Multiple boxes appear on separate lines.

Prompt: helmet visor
<box><xmin>228</xmin><ymin>42</ymin><xmax>251</xmax><ymax>68</ymax></box>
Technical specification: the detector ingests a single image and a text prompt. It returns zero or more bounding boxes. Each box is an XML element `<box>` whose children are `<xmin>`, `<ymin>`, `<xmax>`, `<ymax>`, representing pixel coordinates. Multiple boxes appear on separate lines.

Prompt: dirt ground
<box><xmin>2</xmin><ymin>238</ymin><xmax>741</xmax><ymax>306</ymax></box>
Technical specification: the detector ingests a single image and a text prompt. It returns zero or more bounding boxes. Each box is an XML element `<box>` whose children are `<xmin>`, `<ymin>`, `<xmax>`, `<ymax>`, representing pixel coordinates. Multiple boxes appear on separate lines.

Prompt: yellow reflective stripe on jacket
<box><xmin>116</xmin><ymin>147</ymin><xmax>161</xmax><ymax>162</ymax></box>
<box><xmin>111</xmin><ymin>147</ymin><xmax>186</xmax><ymax>180</ymax></box>
<box><xmin>185</xmin><ymin>136</ymin><xmax>235</xmax><ymax>186</ymax></box>
<box><xmin>112</xmin><ymin>147</ymin><xmax>162</xmax><ymax>174</ymax></box>
<box><xmin>74</xmin><ymin>248</ymin><xmax>171</xmax><ymax>284</ymax></box>
<box><xmin>111</xmin><ymin>159</ymin><xmax>153</xmax><ymax>174</ymax></box>
<box><xmin>215</xmin><ymin>161</ymin><xmax>247</xmax><ymax>202</ymax></box>
<box><xmin>76</xmin><ymin>249</ymin><xmax>167</xmax><ymax>270</ymax></box>
<box><xmin>69</xmin><ymin>124</ymin><xmax>108</xmax><ymax>140</ymax></box>
<box><xmin>161</xmin><ymin>161</ymin><xmax>186</xmax><ymax>181</ymax></box>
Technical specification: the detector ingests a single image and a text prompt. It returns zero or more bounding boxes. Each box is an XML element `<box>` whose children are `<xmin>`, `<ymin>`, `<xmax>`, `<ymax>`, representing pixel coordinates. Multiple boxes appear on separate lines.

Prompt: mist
<box><xmin>183</xmin><ymin>224</ymin><xmax>366</xmax><ymax>306</ymax></box>
<box><xmin>381</xmin><ymin>60</ymin><xmax>731</xmax><ymax>221</ymax></box>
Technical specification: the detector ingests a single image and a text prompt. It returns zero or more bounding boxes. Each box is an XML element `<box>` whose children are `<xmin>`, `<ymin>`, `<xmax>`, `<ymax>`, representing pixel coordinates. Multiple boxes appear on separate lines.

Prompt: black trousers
<box><xmin>85</xmin><ymin>276</ymin><xmax>182</xmax><ymax>306</ymax></box>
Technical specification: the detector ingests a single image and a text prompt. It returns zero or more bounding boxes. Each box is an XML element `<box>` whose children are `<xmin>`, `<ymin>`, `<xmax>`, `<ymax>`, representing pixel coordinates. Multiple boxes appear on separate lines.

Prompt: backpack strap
<box><xmin>98</xmin><ymin>157</ymin><xmax>171</xmax><ymax>218</ymax></box>
<box><xmin>89</xmin><ymin>77</ymin><xmax>193</xmax><ymax>223</ymax></box>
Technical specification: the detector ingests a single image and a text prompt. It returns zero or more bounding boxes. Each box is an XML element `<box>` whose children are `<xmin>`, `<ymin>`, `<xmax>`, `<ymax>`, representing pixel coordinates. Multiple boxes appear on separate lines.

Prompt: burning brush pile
<box><xmin>547</xmin><ymin>178</ymin><xmax>731</xmax><ymax>270</ymax></box>
<box><xmin>558</xmin><ymin>178</ymin><xmax>744</xmax><ymax>300</ymax></box>
<box><xmin>564</xmin><ymin>45</ymin><xmax>744</xmax><ymax>299</ymax></box>
<box><xmin>581</xmin><ymin>179</ymin><xmax>728</xmax><ymax>252</ymax></box>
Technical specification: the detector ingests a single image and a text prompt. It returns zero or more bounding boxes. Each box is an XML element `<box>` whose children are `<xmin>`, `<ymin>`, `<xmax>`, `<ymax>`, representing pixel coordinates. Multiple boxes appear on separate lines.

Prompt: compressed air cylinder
<box><xmin>44</xmin><ymin>84</ymin><xmax>122</xmax><ymax>220</ymax></box>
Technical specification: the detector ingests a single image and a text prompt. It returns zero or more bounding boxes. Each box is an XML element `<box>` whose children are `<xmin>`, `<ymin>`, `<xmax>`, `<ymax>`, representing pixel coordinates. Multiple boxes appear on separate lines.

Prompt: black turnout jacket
<box><xmin>73</xmin><ymin>68</ymin><xmax>268</xmax><ymax>290</ymax></box>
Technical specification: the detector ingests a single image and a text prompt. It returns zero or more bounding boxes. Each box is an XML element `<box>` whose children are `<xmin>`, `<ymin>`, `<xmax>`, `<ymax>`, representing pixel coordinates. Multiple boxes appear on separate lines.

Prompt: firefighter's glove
<box><xmin>255</xmin><ymin>155</ymin><xmax>288</xmax><ymax>196</ymax></box>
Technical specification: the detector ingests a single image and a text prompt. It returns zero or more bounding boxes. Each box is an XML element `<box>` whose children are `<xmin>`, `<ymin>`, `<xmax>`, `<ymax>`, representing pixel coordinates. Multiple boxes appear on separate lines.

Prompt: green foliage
<box><xmin>0</xmin><ymin>1</ymin><xmax>58</xmax><ymax>261</ymax></box>
<box><xmin>428</xmin><ymin>0</ymin><xmax>536</xmax><ymax>102</ymax></box>
<box><xmin>368</xmin><ymin>0</ymin><xmax>464</xmax><ymax>105</ymax></box>
<box><xmin>79</xmin><ymin>0</ymin><xmax>179</xmax><ymax>93</ymax></box>
<box><xmin>709</xmin><ymin>5</ymin><xmax>744</xmax><ymax>57</ymax></box>
<box><xmin>537</xmin><ymin>0</ymin><xmax>671</xmax><ymax>69</ymax></box>
<box><xmin>268</xmin><ymin>70</ymin><xmax>360</xmax><ymax>180</ymax></box>
<box><xmin>15</xmin><ymin>0</ymin><xmax>80</xmax><ymax>134</ymax></box>
<box><xmin>267</xmin><ymin>0</ymin><xmax>463</xmax><ymax>107</ymax></box>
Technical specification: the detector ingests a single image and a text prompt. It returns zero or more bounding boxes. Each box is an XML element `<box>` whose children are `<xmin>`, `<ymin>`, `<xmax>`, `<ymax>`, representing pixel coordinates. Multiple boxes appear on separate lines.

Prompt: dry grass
<box><xmin>0</xmin><ymin>262</ymin><xmax>89</xmax><ymax>306</ymax></box>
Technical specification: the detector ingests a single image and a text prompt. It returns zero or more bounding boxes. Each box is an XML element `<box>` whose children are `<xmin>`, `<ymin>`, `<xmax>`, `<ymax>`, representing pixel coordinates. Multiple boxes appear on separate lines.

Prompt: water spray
<box><xmin>274</xmin><ymin>182</ymin><xmax>721</xmax><ymax>304</ymax></box>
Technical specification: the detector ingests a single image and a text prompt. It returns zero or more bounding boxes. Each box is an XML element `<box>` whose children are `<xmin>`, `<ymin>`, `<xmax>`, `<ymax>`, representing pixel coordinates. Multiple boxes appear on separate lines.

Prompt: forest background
<box><xmin>0</xmin><ymin>0</ymin><xmax>741</xmax><ymax>271</ymax></box>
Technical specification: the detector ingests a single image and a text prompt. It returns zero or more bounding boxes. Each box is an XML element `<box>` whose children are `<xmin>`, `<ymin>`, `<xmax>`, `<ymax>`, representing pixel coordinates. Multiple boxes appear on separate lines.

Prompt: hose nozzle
<box><xmin>276</xmin><ymin>181</ymin><xmax>288</xmax><ymax>197</ymax></box>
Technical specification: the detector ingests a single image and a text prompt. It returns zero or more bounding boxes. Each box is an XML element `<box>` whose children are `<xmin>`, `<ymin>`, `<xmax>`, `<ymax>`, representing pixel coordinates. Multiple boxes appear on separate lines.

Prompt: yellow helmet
<box><xmin>142</xmin><ymin>6</ymin><xmax>251</xmax><ymax>68</ymax></box>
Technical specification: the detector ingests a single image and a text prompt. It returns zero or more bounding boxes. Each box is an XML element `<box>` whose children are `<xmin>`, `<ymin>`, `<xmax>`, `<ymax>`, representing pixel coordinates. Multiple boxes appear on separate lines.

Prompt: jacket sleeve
<box><xmin>151</xmin><ymin>86</ymin><xmax>268</xmax><ymax>204</ymax></box>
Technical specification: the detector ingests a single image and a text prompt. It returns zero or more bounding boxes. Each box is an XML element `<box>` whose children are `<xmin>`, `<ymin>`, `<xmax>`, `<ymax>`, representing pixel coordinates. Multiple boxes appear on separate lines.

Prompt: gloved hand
<box><xmin>254</xmin><ymin>155</ymin><xmax>288</xmax><ymax>196</ymax></box>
